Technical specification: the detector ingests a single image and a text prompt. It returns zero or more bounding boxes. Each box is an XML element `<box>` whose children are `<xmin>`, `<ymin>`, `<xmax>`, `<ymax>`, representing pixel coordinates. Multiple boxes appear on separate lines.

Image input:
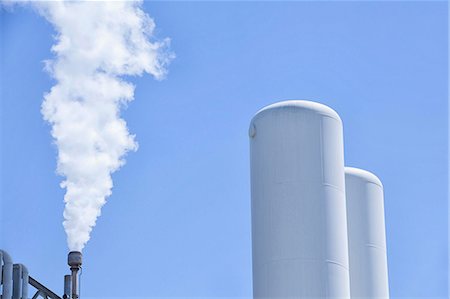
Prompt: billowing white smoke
<box><xmin>30</xmin><ymin>1</ymin><xmax>172</xmax><ymax>251</ymax></box>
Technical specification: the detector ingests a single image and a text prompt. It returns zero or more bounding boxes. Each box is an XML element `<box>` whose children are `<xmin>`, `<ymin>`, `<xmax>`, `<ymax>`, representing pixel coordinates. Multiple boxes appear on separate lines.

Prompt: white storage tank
<box><xmin>345</xmin><ymin>167</ymin><xmax>389</xmax><ymax>299</ymax></box>
<box><xmin>249</xmin><ymin>100</ymin><xmax>351</xmax><ymax>298</ymax></box>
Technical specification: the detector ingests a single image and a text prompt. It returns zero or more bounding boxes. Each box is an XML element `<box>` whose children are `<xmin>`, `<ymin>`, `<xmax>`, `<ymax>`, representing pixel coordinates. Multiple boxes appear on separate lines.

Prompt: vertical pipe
<box><xmin>12</xmin><ymin>264</ymin><xmax>22</xmax><ymax>299</ymax></box>
<box><xmin>0</xmin><ymin>251</ymin><xmax>3</xmax><ymax>290</ymax></box>
<box><xmin>345</xmin><ymin>167</ymin><xmax>389</xmax><ymax>299</ymax></box>
<box><xmin>21</xmin><ymin>265</ymin><xmax>28</xmax><ymax>299</ymax></box>
<box><xmin>1</xmin><ymin>250</ymin><xmax>14</xmax><ymax>299</ymax></box>
<box><xmin>68</xmin><ymin>251</ymin><xmax>82</xmax><ymax>299</ymax></box>
<box><xmin>71</xmin><ymin>270</ymin><xmax>78</xmax><ymax>299</ymax></box>
<box><xmin>64</xmin><ymin>275</ymin><xmax>71</xmax><ymax>299</ymax></box>
<box><xmin>250</xmin><ymin>100</ymin><xmax>350</xmax><ymax>298</ymax></box>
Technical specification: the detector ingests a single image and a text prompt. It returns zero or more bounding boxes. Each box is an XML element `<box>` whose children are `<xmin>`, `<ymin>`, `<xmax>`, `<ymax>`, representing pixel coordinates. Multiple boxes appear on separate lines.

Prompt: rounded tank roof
<box><xmin>251</xmin><ymin>100</ymin><xmax>342</xmax><ymax>123</ymax></box>
<box><xmin>345</xmin><ymin>167</ymin><xmax>383</xmax><ymax>188</ymax></box>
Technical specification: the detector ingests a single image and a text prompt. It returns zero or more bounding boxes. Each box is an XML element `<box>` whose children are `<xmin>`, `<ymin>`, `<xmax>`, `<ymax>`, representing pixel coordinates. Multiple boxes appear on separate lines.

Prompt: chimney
<box><xmin>67</xmin><ymin>251</ymin><xmax>82</xmax><ymax>299</ymax></box>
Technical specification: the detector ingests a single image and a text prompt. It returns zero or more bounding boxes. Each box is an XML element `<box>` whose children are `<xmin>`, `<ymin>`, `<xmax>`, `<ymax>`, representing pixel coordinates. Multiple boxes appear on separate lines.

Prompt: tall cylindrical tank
<box><xmin>250</xmin><ymin>100</ymin><xmax>350</xmax><ymax>298</ymax></box>
<box><xmin>345</xmin><ymin>167</ymin><xmax>389</xmax><ymax>299</ymax></box>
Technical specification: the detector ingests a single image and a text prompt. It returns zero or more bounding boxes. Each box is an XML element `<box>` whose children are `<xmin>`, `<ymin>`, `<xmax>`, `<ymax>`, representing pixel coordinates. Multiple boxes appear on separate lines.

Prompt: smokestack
<box><xmin>67</xmin><ymin>251</ymin><xmax>82</xmax><ymax>299</ymax></box>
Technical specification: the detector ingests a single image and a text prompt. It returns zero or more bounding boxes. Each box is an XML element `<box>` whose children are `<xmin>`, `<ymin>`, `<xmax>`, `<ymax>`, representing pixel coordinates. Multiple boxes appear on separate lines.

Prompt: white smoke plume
<box><xmin>17</xmin><ymin>1</ymin><xmax>172</xmax><ymax>251</ymax></box>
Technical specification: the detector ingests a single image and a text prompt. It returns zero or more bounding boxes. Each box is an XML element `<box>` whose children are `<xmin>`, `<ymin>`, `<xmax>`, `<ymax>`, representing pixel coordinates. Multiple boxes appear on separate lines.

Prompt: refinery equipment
<box><xmin>67</xmin><ymin>252</ymin><xmax>82</xmax><ymax>299</ymax></box>
<box><xmin>1</xmin><ymin>250</ymin><xmax>83</xmax><ymax>299</ymax></box>
<box><xmin>3</xmin><ymin>100</ymin><xmax>390</xmax><ymax>299</ymax></box>
<box><xmin>249</xmin><ymin>100</ymin><xmax>389</xmax><ymax>299</ymax></box>
<box><xmin>345</xmin><ymin>167</ymin><xmax>389</xmax><ymax>298</ymax></box>
<box><xmin>249</xmin><ymin>101</ymin><xmax>351</xmax><ymax>298</ymax></box>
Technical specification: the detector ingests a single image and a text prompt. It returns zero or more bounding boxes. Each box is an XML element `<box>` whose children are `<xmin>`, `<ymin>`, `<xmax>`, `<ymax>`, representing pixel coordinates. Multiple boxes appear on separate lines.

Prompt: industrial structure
<box><xmin>345</xmin><ymin>167</ymin><xmax>389</xmax><ymax>298</ymax></box>
<box><xmin>2</xmin><ymin>99</ymin><xmax>389</xmax><ymax>299</ymax></box>
<box><xmin>249</xmin><ymin>100</ymin><xmax>389</xmax><ymax>298</ymax></box>
<box><xmin>0</xmin><ymin>250</ymin><xmax>82</xmax><ymax>299</ymax></box>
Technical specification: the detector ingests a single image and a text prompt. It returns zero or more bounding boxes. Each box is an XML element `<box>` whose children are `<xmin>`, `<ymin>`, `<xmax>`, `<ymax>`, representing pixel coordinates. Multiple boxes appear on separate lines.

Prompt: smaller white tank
<box><xmin>345</xmin><ymin>167</ymin><xmax>389</xmax><ymax>299</ymax></box>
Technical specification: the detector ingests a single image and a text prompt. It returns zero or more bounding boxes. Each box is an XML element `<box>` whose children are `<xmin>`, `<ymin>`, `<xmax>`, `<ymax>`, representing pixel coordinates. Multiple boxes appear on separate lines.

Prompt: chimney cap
<box><xmin>68</xmin><ymin>251</ymin><xmax>82</xmax><ymax>268</ymax></box>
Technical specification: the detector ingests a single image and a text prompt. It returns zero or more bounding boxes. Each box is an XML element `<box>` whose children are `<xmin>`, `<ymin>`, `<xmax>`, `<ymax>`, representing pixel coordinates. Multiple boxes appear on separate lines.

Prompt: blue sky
<box><xmin>0</xmin><ymin>1</ymin><xmax>448</xmax><ymax>298</ymax></box>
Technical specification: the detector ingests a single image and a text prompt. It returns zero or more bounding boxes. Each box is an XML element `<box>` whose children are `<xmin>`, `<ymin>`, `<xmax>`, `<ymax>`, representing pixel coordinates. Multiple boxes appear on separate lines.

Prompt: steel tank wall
<box><xmin>250</xmin><ymin>100</ymin><xmax>350</xmax><ymax>298</ymax></box>
<box><xmin>345</xmin><ymin>167</ymin><xmax>389</xmax><ymax>299</ymax></box>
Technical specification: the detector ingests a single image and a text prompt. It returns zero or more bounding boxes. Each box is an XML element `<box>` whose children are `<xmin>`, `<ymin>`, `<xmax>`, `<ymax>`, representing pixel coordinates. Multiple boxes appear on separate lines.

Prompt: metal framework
<box><xmin>1</xmin><ymin>250</ymin><xmax>63</xmax><ymax>299</ymax></box>
<box><xmin>29</xmin><ymin>276</ymin><xmax>62</xmax><ymax>299</ymax></box>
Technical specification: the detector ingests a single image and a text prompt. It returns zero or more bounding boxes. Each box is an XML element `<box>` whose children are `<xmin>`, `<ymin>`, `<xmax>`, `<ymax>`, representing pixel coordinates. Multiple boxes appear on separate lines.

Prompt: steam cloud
<box><xmin>23</xmin><ymin>1</ymin><xmax>172</xmax><ymax>251</ymax></box>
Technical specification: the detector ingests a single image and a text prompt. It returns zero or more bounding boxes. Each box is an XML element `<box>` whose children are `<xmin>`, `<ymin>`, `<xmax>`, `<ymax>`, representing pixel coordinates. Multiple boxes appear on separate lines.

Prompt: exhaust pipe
<box><xmin>63</xmin><ymin>275</ymin><xmax>71</xmax><ymax>299</ymax></box>
<box><xmin>67</xmin><ymin>251</ymin><xmax>82</xmax><ymax>299</ymax></box>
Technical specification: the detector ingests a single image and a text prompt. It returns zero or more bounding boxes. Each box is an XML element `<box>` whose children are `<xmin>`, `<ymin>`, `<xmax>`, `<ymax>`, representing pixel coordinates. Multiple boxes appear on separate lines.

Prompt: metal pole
<box><xmin>63</xmin><ymin>275</ymin><xmax>71</xmax><ymax>299</ymax></box>
<box><xmin>13</xmin><ymin>264</ymin><xmax>23</xmax><ymax>299</ymax></box>
<box><xmin>70</xmin><ymin>270</ymin><xmax>78</xmax><ymax>299</ymax></box>
<box><xmin>21</xmin><ymin>264</ymin><xmax>29</xmax><ymax>299</ymax></box>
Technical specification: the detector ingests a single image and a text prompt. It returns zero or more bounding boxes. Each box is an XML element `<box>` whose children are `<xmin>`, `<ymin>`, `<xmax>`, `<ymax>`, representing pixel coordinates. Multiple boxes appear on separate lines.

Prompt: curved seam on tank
<box><xmin>272</xmin><ymin>181</ymin><xmax>344</xmax><ymax>193</ymax></box>
<box><xmin>254</xmin><ymin>257</ymin><xmax>323</xmax><ymax>268</ymax></box>
<box><xmin>250</xmin><ymin>110</ymin><xmax>342</xmax><ymax>126</ymax></box>
<box><xmin>365</xmin><ymin>243</ymin><xmax>387</xmax><ymax>252</ymax></box>
<box><xmin>251</xmin><ymin>111</ymin><xmax>341</xmax><ymax>123</ymax></box>
<box><xmin>322</xmin><ymin>183</ymin><xmax>345</xmax><ymax>194</ymax></box>
<box><xmin>325</xmin><ymin>260</ymin><xmax>350</xmax><ymax>271</ymax></box>
<box><xmin>321</xmin><ymin>114</ymin><xmax>341</xmax><ymax>123</ymax></box>
<box><xmin>346</xmin><ymin>176</ymin><xmax>383</xmax><ymax>188</ymax></box>
<box><xmin>254</xmin><ymin>259</ymin><xmax>349</xmax><ymax>271</ymax></box>
<box><xmin>366</xmin><ymin>181</ymin><xmax>384</xmax><ymax>188</ymax></box>
<box><xmin>254</xmin><ymin>257</ymin><xmax>349</xmax><ymax>270</ymax></box>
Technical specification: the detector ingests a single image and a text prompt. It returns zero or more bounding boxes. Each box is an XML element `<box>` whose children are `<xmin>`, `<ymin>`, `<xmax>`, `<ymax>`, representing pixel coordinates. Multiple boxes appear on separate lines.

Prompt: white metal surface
<box><xmin>250</xmin><ymin>100</ymin><xmax>350</xmax><ymax>298</ymax></box>
<box><xmin>345</xmin><ymin>167</ymin><xmax>389</xmax><ymax>299</ymax></box>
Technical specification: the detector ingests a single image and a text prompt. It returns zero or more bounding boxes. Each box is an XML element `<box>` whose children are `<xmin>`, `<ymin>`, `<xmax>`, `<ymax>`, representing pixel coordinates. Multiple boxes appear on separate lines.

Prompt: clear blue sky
<box><xmin>1</xmin><ymin>1</ymin><xmax>448</xmax><ymax>298</ymax></box>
